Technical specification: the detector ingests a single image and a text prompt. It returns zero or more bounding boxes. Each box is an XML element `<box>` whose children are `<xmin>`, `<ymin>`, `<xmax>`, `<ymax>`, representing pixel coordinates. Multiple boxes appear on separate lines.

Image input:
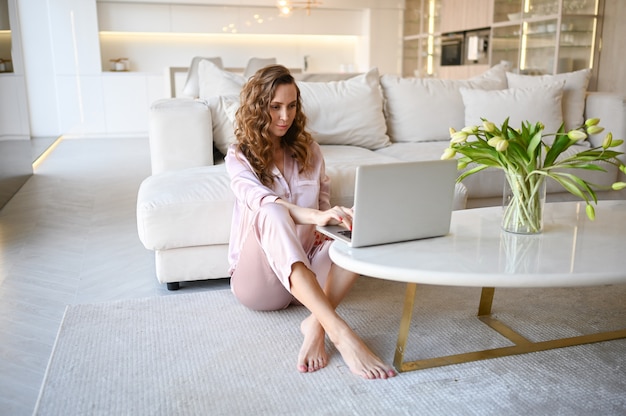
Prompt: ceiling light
<box><xmin>277</xmin><ymin>1</ymin><xmax>322</xmax><ymax>17</ymax></box>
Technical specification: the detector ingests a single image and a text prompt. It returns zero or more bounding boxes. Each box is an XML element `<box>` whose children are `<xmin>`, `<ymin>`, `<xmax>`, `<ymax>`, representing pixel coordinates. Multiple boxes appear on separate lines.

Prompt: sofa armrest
<box><xmin>149</xmin><ymin>98</ymin><xmax>214</xmax><ymax>175</ymax></box>
<box><xmin>585</xmin><ymin>92</ymin><xmax>626</xmax><ymax>164</ymax></box>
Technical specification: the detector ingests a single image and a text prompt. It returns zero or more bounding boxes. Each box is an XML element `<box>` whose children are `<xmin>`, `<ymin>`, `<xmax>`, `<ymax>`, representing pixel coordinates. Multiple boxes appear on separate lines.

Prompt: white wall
<box><xmin>361</xmin><ymin>7</ymin><xmax>405</xmax><ymax>75</ymax></box>
<box><xmin>15</xmin><ymin>0</ymin><xmax>405</xmax><ymax>138</ymax></box>
<box><xmin>98</xmin><ymin>33</ymin><xmax>361</xmax><ymax>74</ymax></box>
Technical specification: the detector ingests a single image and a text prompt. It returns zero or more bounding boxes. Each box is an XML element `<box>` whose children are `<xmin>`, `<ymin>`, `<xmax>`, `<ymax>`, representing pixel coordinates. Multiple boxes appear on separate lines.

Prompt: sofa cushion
<box><xmin>198</xmin><ymin>60</ymin><xmax>246</xmax><ymax>100</ymax></box>
<box><xmin>206</xmin><ymin>68</ymin><xmax>391</xmax><ymax>154</ymax></box>
<box><xmin>293</xmin><ymin>73</ymin><xmax>362</xmax><ymax>82</ymax></box>
<box><xmin>182</xmin><ymin>57</ymin><xmax>224</xmax><ymax>98</ymax></box>
<box><xmin>137</xmin><ymin>165</ymin><xmax>234</xmax><ymax>250</ymax></box>
<box><xmin>208</xmin><ymin>95</ymin><xmax>239</xmax><ymax>155</ymax></box>
<box><xmin>380</xmin><ymin>74</ymin><xmax>505</xmax><ymax>143</ymax></box>
<box><xmin>506</xmin><ymin>69</ymin><xmax>591</xmax><ymax>132</ymax></box>
<box><xmin>375</xmin><ymin>141</ymin><xmax>451</xmax><ymax>162</ymax></box>
<box><xmin>149</xmin><ymin>98</ymin><xmax>214</xmax><ymax>174</ymax></box>
<box><xmin>460</xmin><ymin>82</ymin><xmax>565</xmax><ymax>144</ymax></box>
<box><xmin>298</xmin><ymin>68</ymin><xmax>391</xmax><ymax>150</ymax></box>
<box><xmin>469</xmin><ymin>62</ymin><xmax>510</xmax><ymax>87</ymax></box>
<box><xmin>321</xmin><ymin>145</ymin><xmax>399</xmax><ymax>207</ymax></box>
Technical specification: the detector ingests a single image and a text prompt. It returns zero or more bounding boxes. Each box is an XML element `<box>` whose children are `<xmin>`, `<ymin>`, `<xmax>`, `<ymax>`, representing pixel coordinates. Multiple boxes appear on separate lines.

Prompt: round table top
<box><xmin>329</xmin><ymin>200</ymin><xmax>626</xmax><ymax>288</ymax></box>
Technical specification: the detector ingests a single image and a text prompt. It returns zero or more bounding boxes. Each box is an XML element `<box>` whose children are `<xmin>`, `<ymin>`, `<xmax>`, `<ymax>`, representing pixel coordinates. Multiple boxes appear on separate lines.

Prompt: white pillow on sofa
<box><xmin>208</xmin><ymin>95</ymin><xmax>239</xmax><ymax>155</ymax></box>
<box><xmin>460</xmin><ymin>82</ymin><xmax>565</xmax><ymax>144</ymax></box>
<box><xmin>182</xmin><ymin>56</ymin><xmax>224</xmax><ymax>98</ymax></box>
<box><xmin>198</xmin><ymin>60</ymin><xmax>246</xmax><ymax>100</ymax></box>
<box><xmin>380</xmin><ymin>75</ymin><xmax>505</xmax><ymax>143</ymax></box>
<box><xmin>469</xmin><ymin>61</ymin><xmax>510</xmax><ymax>88</ymax></box>
<box><xmin>298</xmin><ymin>67</ymin><xmax>391</xmax><ymax>150</ymax></box>
<box><xmin>506</xmin><ymin>69</ymin><xmax>591</xmax><ymax>131</ymax></box>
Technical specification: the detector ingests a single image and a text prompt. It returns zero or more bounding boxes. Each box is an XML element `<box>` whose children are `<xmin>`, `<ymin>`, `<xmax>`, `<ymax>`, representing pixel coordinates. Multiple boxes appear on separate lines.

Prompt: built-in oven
<box><xmin>441</xmin><ymin>29</ymin><xmax>490</xmax><ymax>66</ymax></box>
<box><xmin>441</xmin><ymin>33</ymin><xmax>464</xmax><ymax>66</ymax></box>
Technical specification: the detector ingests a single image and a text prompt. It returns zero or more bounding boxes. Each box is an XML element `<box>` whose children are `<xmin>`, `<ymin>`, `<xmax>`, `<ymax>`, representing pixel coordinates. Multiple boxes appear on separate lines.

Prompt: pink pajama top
<box><xmin>224</xmin><ymin>142</ymin><xmax>331</xmax><ymax>276</ymax></box>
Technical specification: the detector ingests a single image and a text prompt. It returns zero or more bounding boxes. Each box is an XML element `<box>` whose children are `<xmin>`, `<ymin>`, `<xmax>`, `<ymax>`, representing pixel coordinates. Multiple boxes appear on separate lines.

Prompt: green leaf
<box><xmin>550</xmin><ymin>163</ymin><xmax>606</xmax><ymax>172</ymax></box>
<box><xmin>455</xmin><ymin>147</ymin><xmax>501</xmax><ymax>165</ymax></box>
<box><xmin>544</xmin><ymin>134</ymin><xmax>573</xmax><ymax>167</ymax></box>
<box><xmin>506</xmin><ymin>125</ymin><xmax>520</xmax><ymax>141</ymax></box>
<box><xmin>549</xmin><ymin>174</ymin><xmax>589</xmax><ymax>201</ymax></box>
<box><xmin>574</xmin><ymin>149</ymin><xmax>622</xmax><ymax>160</ymax></box>
<box><xmin>527</xmin><ymin>130</ymin><xmax>542</xmax><ymax>160</ymax></box>
<box><xmin>507</xmin><ymin>141</ymin><xmax>531</xmax><ymax>165</ymax></box>
<box><xmin>549</xmin><ymin>172</ymin><xmax>598</xmax><ymax>203</ymax></box>
<box><xmin>565</xmin><ymin>174</ymin><xmax>598</xmax><ymax>203</ymax></box>
<box><xmin>457</xmin><ymin>164</ymin><xmax>491</xmax><ymax>182</ymax></box>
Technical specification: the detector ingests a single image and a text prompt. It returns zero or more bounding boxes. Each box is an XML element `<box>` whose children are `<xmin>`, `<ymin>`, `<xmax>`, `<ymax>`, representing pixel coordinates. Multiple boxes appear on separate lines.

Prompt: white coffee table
<box><xmin>329</xmin><ymin>200</ymin><xmax>626</xmax><ymax>372</ymax></box>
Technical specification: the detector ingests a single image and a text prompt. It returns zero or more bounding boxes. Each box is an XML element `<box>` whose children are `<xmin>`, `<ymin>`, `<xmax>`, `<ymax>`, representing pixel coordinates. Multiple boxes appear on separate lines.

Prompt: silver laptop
<box><xmin>316</xmin><ymin>160</ymin><xmax>457</xmax><ymax>248</ymax></box>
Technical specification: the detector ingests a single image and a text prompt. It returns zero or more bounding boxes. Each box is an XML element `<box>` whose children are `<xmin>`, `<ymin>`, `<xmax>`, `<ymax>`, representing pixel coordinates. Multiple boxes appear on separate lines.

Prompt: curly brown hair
<box><xmin>234</xmin><ymin>64</ymin><xmax>314</xmax><ymax>187</ymax></box>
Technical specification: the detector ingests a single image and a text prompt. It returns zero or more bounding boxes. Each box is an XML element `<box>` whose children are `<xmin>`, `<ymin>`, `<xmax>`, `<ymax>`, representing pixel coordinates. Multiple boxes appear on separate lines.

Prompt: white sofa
<box><xmin>137</xmin><ymin>63</ymin><xmax>626</xmax><ymax>290</ymax></box>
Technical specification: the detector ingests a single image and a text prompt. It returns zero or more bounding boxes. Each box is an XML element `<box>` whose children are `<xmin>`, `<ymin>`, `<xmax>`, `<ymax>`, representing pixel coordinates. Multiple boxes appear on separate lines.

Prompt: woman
<box><xmin>225</xmin><ymin>65</ymin><xmax>396</xmax><ymax>380</ymax></box>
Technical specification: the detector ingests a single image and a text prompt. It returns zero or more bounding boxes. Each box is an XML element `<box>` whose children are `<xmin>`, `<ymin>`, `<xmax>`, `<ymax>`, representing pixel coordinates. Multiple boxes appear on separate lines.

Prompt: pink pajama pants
<box><xmin>230</xmin><ymin>203</ymin><xmax>333</xmax><ymax>311</ymax></box>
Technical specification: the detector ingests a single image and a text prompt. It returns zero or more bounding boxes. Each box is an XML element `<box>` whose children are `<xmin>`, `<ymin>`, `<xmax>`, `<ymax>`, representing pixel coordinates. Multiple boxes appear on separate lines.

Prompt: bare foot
<box><xmin>297</xmin><ymin>314</ymin><xmax>328</xmax><ymax>373</ymax></box>
<box><xmin>331</xmin><ymin>326</ymin><xmax>397</xmax><ymax>380</ymax></box>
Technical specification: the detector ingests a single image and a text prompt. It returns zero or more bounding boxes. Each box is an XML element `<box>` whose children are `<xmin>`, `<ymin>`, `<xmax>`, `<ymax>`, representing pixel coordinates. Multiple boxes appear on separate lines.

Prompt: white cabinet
<box><xmin>440</xmin><ymin>0</ymin><xmax>493</xmax><ymax>33</ymax></box>
<box><xmin>55</xmin><ymin>73</ymin><xmax>167</xmax><ymax>137</ymax></box>
<box><xmin>491</xmin><ymin>0</ymin><xmax>602</xmax><ymax>77</ymax></box>
<box><xmin>403</xmin><ymin>0</ymin><xmax>493</xmax><ymax>78</ymax></box>
<box><xmin>0</xmin><ymin>75</ymin><xmax>30</xmax><ymax>137</ymax></box>
<box><xmin>100</xmin><ymin>73</ymin><xmax>166</xmax><ymax>135</ymax></box>
<box><xmin>96</xmin><ymin>2</ymin><xmax>367</xmax><ymax>74</ymax></box>
<box><xmin>97</xmin><ymin>3</ymin><xmax>171</xmax><ymax>32</ymax></box>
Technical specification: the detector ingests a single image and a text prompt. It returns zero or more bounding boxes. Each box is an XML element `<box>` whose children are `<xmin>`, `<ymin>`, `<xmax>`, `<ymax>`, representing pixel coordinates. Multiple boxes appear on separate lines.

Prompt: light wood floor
<box><xmin>0</xmin><ymin>137</ymin><xmax>229</xmax><ymax>415</ymax></box>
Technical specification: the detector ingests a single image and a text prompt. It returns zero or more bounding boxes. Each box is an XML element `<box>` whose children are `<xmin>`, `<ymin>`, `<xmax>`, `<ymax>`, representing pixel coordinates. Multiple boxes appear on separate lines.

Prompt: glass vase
<box><xmin>501</xmin><ymin>172</ymin><xmax>546</xmax><ymax>234</ymax></box>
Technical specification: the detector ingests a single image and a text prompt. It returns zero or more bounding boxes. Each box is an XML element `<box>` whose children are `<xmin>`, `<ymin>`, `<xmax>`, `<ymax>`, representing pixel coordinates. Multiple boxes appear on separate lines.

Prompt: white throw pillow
<box><xmin>506</xmin><ymin>69</ymin><xmax>591</xmax><ymax>131</ymax></box>
<box><xmin>198</xmin><ymin>60</ymin><xmax>246</xmax><ymax>100</ymax></box>
<box><xmin>380</xmin><ymin>75</ymin><xmax>505</xmax><ymax>143</ymax></box>
<box><xmin>460</xmin><ymin>82</ymin><xmax>565</xmax><ymax>144</ymax></box>
<box><xmin>208</xmin><ymin>95</ymin><xmax>240</xmax><ymax>155</ymax></box>
<box><xmin>470</xmin><ymin>61</ymin><xmax>510</xmax><ymax>89</ymax></box>
<box><xmin>298</xmin><ymin>67</ymin><xmax>391</xmax><ymax>150</ymax></box>
<box><xmin>181</xmin><ymin>56</ymin><xmax>224</xmax><ymax>98</ymax></box>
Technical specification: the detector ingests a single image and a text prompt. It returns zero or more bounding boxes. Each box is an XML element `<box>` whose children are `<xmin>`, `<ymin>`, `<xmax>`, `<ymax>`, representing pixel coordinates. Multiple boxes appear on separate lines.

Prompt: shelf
<box><xmin>403</xmin><ymin>33</ymin><xmax>440</xmax><ymax>41</ymax></box>
<box><xmin>403</xmin><ymin>0</ymin><xmax>600</xmax><ymax>78</ymax></box>
<box><xmin>491</xmin><ymin>0</ymin><xmax>600</xmax><ymax>75</ymax></box>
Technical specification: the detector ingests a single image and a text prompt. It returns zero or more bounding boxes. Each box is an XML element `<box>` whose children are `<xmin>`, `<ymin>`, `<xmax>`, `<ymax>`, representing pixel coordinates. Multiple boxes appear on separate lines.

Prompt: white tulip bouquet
<box><xmin>442</xmin><ymin>117</ymin><xmax>626</xmax><ymax>232</ymax></box>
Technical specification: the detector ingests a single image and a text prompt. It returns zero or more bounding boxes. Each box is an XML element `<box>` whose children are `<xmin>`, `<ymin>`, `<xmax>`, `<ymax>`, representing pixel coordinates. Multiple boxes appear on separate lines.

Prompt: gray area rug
<box><xmin>34</xmin><ymin>277</ymin><xmax>626</xmax><ymax>416</ymax></box>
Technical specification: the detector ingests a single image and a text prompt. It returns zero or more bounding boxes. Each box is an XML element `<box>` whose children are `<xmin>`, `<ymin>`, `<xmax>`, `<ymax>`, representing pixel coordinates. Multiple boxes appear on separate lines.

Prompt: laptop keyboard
<box><xmin>338</xmin><ymin>230</ymin><xmax>352</xmax><ymax>239</ymax></box>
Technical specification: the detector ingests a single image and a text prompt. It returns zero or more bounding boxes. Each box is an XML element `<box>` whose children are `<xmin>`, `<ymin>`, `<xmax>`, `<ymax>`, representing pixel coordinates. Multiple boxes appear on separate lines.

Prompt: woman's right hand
<box><xmin>318</xmin><ymin>206</ymin><xmax>354</xmax><ymax>230</ymax></box>
<box><xmin>275</xmin><ymin>199</ymin><xmax>353</xmax><ymax>229</ymax></box>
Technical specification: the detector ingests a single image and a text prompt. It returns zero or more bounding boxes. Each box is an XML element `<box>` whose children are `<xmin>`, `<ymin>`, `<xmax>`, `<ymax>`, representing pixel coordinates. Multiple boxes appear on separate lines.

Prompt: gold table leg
<box><xmin>394</xmin><ymin>284</ymin><xmax>626</xmax><ymax>373</ymax></box>
<box><xmin>393</xmin><ymin>283</ymin><xmax>418</xmax><ymax>370</ymax></box>
<box><xmin>478</xmin><ymin>287</ymin><xmax>495</xmax><ymax>316</ymax></box>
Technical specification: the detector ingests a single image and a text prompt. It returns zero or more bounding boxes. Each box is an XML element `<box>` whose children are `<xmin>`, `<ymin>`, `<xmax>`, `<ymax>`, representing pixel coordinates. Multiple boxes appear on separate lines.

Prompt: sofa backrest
<box><xmin>194</xmin><ymin>60</ymin><xmax>610</xmax><ymax>157</ymax></box>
